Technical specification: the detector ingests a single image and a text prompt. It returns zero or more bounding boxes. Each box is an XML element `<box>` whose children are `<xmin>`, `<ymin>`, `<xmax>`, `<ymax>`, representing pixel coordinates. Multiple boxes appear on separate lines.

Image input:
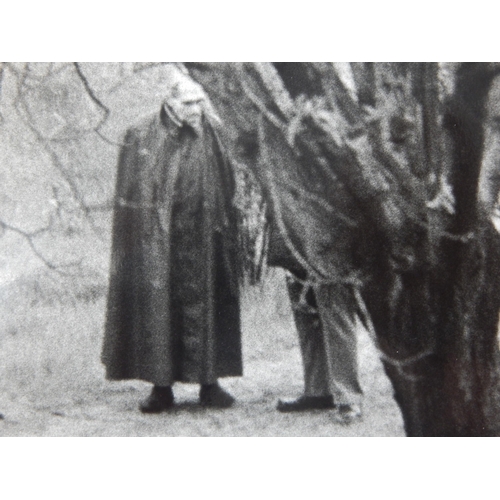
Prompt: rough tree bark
<box><xmin>357</xmin><ymin>64</ymin><xmax>500</xmax><ymax>436</ymax></box>
<box><xmin>187</xmin><ymin>62</ymin><xmax>500</xmax><ymax>436</ymax></box>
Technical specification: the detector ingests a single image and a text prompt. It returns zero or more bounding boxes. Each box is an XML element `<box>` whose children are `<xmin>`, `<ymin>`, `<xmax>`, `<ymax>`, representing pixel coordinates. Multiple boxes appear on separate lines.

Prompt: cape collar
<box><xmin>160</xmin><ymin>103</ymin><xmax>182</xmax><ymax>130</ymax></box>
<box><xmin>159</xmin><ymin>104</ymin><xmax>201</xmax><ymax>137</ymax></box>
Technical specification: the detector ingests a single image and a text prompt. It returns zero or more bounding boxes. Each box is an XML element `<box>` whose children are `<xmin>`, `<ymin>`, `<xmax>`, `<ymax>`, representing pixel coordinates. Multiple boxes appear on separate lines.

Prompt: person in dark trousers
<box><xmin>102</xmin><ymin>76</ymin><xmax>242</xmax><ymax>413</ymax></box>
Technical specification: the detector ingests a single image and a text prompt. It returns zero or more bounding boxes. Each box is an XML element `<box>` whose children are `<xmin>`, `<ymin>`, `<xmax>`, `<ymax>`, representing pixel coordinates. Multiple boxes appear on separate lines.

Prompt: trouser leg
<box><xmin>286</xmin><ymin>276</ymin><xmax>331</xmax><ymax>397</ymax></box>
<box><xmin>314</xmin><ymin>283</ymin><xmax>363</xmax><ymax>406</ymax></box>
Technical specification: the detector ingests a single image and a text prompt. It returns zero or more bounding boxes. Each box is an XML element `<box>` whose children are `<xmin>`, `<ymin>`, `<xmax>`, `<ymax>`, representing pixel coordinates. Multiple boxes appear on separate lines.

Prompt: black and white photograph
<box><xmin>2</xmin><ymin>60</ymin><xmax>500</xmax><ymax>440</ymax></box>
<box><xmin>3</xmin><ymin>2</ymin><xmax>500</xmax><ymax>497</ymax></box>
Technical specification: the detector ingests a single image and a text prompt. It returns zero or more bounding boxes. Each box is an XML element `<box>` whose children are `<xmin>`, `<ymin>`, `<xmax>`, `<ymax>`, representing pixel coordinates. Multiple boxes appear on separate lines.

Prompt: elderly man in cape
<box><xmin>102</xmin><ymin>76</ymin><xmax>242</xmax><ymax>413</ymax></box>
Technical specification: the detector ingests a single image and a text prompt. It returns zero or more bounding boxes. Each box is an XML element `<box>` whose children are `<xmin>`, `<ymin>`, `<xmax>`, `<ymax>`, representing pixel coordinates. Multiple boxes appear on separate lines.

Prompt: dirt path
<box><xmin>0</xmin><ymin>325</ymin><xmax>404</xmax><ymax>437</ymax></box>
<box><xmin>0</xmin><ymin>269</ymin><xmax>405</xmax><ymax>437</ymax></box>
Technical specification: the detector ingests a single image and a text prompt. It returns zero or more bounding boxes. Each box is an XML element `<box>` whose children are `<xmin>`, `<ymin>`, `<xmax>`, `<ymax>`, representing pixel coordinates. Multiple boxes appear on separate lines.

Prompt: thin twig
<box><xmin>73</xmin><ymin>62</ymin><xmax>110</xmax><ymax>131</ymax></box>
<box><xmin>13</xmin><ymin>91</ymin><xmax>102</xmax><ymax>237</ymax></box>
<box><xmin>0</xmin><ymin>217</ymin><xmax>80</xmax><ymax>273</ymax></box>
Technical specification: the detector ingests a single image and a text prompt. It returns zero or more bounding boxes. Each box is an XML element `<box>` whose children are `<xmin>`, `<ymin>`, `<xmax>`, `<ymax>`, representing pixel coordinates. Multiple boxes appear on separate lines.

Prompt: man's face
<box><xmin>168</xmin><ymin>95</ymin><xmax>204</xmax><ymax>130</ymax></box>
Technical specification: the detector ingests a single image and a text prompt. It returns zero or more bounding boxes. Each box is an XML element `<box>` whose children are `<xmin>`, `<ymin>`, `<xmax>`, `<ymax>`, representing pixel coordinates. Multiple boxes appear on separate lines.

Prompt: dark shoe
<box><xmin>140</xmin><ymin>386</ymin><xmax>174</xmax><ymax>413</ymax></box>
<box><xmin>331</xmin><ymin>403</ymin><xmax>362</xmax><ymax>424</ymax></box>
<box><xmin>277</xmin><ymin>395</ymin><xmax>335</xmax><ymax>412</ymax></box>
<box><xmin>199</xmin><ymin>383</ymin><xmax>235</xmax><ymax>408</ymax></box>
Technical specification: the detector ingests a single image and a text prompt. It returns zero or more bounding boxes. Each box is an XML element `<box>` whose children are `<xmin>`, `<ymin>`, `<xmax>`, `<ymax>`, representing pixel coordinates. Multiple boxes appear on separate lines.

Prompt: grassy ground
<box><xmin>0</xmin><ymin>267</ymin><xmax>404</xmax><ymax>437</ymax></box>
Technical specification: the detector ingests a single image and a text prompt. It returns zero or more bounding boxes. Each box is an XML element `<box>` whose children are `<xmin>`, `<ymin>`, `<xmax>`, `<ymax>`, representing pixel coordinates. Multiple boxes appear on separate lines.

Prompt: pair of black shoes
<box><xmin>140</xmin><ymin>383</ymin><xmax>235</xmax><ymax>413</ymax></box>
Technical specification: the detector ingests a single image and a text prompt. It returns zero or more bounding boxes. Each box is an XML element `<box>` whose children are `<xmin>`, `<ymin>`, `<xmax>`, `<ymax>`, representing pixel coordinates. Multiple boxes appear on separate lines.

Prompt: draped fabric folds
<box><xmin>101</xmin><ymin>108</ymin><xmax>242</xmax><ymax>386</ymax></box>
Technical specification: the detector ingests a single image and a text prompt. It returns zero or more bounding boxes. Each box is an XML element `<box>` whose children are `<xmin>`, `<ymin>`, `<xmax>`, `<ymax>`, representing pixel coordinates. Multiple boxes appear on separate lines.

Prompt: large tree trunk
<box><xmin>188</xmin><ymin>62</ymin><xmax>500</xmax><ymax>436</ymax></box>
<box><xmin>374</xmin><ymin>63</ymin><xmax>500</xmax><ymax>436</ymax></box>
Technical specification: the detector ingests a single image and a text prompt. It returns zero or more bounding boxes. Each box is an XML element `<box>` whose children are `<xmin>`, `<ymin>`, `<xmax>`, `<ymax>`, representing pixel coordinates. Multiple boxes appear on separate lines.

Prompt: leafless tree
<box><xmin>187</xmin><ymin>62</ymin><xmax>500</xmax><ymax>436</ymax></box>
<box><xmin>0</xmin><ymin>62</ymin><xmax>175</xmax><ymax>276</ymax></box>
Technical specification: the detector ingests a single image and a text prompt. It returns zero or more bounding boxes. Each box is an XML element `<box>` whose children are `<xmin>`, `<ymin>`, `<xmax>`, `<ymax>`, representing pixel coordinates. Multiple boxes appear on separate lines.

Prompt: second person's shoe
<box><xmin>277</xmin><ymin>395</ymin><xmax>335</xmax><ymax>412</ymax></box>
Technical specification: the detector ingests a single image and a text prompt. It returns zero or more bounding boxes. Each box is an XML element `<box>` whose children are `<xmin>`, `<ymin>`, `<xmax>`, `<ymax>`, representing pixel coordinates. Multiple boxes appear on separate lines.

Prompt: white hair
<box><xmin>164</xmin><ymin>68</ymin><xmax>222</xmax><ymax>125</ymax></box>
<box><xmin>166</xmin><ymin>76</ymin><xmax>205</xmax><ymax>102</ymax></box>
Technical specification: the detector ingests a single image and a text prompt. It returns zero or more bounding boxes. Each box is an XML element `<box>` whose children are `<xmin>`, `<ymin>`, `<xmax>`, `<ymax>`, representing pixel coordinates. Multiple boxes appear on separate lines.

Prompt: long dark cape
<box><xmin>101</xmin><ymin>109</ymin><xmax>242</xmax><ymax>386</ymax></box>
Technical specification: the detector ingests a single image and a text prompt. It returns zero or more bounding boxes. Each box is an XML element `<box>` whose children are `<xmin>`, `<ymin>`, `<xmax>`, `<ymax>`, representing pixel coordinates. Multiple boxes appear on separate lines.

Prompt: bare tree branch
<box><xmin>73</xmin><ymin>62</ymin><xmax>110</xmax><ymax>130</ymax></box>
<box><xmin>0</xmin><ymin>216</ymin><xmax>80</xmax><ymax>273</ymax></box>
<box><xmin>10</xmin><ymin>89</ymin><xmax>103</xmax><ymax>238</ymax></box>
<box><xmin>73</xmin><ymin>62</ymin><xmax>130</xmax><ymax>146</ymax></box>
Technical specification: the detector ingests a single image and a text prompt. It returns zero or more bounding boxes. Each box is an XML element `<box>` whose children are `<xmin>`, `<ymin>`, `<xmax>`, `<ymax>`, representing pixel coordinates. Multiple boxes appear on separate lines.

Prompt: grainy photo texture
<box><xmin>1</xmin><ymin>62</ymin><xmax>500</xmax><ymax>436</ymax></box>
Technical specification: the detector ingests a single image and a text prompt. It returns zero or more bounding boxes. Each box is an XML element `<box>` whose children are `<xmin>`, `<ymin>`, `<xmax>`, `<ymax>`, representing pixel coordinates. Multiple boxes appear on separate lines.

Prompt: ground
<box><xmin>0</xmin><ymin>268</ymin><xmax>404</xmax><ymax>437</ymax></box>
